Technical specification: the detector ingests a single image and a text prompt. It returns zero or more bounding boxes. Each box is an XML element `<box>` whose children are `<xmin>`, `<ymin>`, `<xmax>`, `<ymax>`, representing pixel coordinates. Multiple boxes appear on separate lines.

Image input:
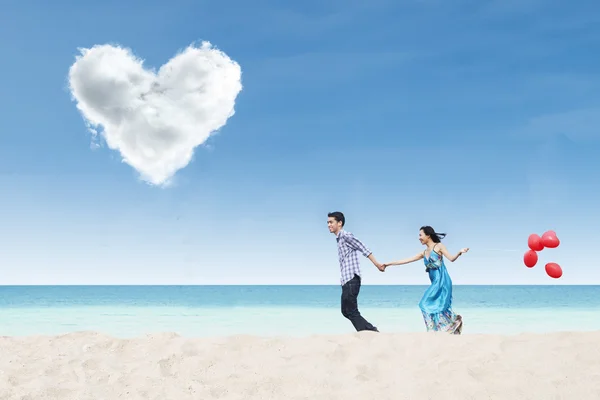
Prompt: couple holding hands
<box><xmin>327</xmin><ymin>211</ymin><xmax>468</xmax><ymax>334</ymax></box>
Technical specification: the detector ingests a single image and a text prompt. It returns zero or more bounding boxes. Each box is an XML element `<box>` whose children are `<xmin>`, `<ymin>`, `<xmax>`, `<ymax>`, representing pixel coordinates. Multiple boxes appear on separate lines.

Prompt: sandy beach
<box><xmin>1</xmin><ymin>331</ymin><xmax>598</xmax><ymax>400</ymax></box>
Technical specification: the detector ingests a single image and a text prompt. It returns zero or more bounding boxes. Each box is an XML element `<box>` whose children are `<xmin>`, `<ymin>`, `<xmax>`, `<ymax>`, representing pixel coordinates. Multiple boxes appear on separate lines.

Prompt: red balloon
<box><xmin>545</xmin><ymin>262</ymin><xmax>563</xmax><ymax>279</ymax></box>
<box><xmin>523</xmin><ymin>250</ymin><xmax>538</xmax><ymax>268</ymax></box>
<box><xmin>541</xmin><ymin>231</ymin><xmax>560</xmax><ymax>248</ymax></box>
<box><xmin>527</xmin><ymin>234</ymin><xmax>544</xmax><ymax>251</ymax></box>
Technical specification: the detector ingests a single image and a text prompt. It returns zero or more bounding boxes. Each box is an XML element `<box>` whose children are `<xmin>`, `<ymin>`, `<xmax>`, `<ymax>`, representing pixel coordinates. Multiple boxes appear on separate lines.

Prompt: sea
<box><xmin>2</xmin><ymin>285</ymin><xmax>600</xmax><ymax>337</ymax></box>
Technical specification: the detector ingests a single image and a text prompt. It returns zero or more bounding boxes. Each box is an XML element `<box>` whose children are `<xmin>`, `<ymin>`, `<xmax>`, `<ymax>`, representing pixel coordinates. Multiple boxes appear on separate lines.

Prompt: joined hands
<box><xmin>376</xmin><ymin>248</ymin><xmax>469</xmax><ymax>273</ymax></box>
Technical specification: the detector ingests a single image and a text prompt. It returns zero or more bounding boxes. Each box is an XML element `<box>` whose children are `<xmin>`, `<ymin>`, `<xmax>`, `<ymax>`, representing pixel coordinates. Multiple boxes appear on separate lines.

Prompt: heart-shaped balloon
<box><xmin>523</xmin><ymin>250</ymin><xmax>538</xmax><ymax>268</ymax></box>
<box><xmin>527</xmin><ymin>234</ymin><xmax>544</xmax><ymax>251</ymax></box>
<box><xmin>541</xmin><ymin>231</ymin><xmax>560</xmax><ymax>248</ymax></box>
<box><xmin>68</xmin><ymin>42</ymin><xmax>243</xmax><ymax>185</ymax></box>
<box><xmin>545</xmin><ymin>262</ymin><xmax>562</xmax><ymax>279</ymax></box>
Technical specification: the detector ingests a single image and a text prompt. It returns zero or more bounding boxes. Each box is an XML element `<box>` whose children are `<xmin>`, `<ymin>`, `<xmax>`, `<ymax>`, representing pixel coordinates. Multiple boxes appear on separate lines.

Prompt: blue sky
<box><xmin>1</xmin><ymin>0</ymin><xmax>599</xmax><ymax>285</ymax></box>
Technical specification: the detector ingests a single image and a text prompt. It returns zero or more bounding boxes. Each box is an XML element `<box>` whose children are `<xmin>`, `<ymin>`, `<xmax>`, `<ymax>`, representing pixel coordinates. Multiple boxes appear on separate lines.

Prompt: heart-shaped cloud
<box><xmin>68</xmin><ymin>41</ymin><xmax>242</xmax><ymax>185</ymax></box>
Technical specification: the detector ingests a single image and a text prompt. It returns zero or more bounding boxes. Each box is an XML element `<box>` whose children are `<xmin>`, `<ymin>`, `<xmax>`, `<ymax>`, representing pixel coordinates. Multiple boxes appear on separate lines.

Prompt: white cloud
<box><xmin>68</xmin><ymin>41</ymin><xmax>243</xmax><ymax>185</ymax></box>
<box><xmin>518</xmin><ymin>107</ymin><xmax>600</xmax><ymax>141</ymax></box>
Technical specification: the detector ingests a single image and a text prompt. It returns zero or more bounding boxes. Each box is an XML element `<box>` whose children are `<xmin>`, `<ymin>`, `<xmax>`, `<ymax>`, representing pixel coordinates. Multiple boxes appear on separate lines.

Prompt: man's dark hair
<box><xmin>328</xmin><ymin>211</ymin><xmax>345</xmax><ymax>226</ymax></box>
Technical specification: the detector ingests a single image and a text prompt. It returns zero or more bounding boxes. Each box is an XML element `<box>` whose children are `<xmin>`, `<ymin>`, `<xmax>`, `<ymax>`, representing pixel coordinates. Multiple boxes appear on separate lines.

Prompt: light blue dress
<box><xmin>418</xmin><ymin>245</ymin><xmax>463</xmax><ymax>334</ymax></box>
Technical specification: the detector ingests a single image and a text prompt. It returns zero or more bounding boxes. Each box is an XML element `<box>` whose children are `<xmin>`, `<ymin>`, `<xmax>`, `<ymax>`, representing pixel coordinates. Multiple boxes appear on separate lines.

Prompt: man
<box><xmin>327</xmin><ymin>211</ymin><xmax>383</xmax><ymax>332</ymax></box>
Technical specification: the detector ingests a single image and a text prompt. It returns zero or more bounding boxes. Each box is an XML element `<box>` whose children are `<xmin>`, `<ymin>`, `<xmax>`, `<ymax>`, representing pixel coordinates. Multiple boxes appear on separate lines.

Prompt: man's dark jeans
<box><xmin>341</xmin><ymin>274</ymin><xmax>378</xmax><ymax>331</ymax></box>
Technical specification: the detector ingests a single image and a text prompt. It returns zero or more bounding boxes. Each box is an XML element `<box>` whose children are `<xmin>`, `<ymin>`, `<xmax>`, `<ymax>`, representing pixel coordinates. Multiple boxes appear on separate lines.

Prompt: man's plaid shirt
<box><xmin>336</xmin><ymin>230</ymin><xmax>372</xmax><ymax>285</ymax></box>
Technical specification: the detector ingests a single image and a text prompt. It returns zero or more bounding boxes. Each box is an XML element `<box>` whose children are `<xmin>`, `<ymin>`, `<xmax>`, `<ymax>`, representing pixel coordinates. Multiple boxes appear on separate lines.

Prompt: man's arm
<box><xmin>344</xmin><ymin>233</ymin><xmax>383</xmax><ymax>271</ymax></box>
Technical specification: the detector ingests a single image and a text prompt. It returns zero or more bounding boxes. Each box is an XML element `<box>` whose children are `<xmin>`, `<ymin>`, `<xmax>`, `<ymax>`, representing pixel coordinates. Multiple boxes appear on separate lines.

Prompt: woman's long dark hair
<box><xmin>420</xmin><ymin>226</ymin><xmax>446</xmax><ymax>243</ymax></box>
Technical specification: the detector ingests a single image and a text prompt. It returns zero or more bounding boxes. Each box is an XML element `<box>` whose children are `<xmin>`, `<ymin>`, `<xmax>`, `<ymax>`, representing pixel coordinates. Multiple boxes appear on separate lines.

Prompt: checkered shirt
<box><xmin>336</xmin><ymin>230</ymin><xmax>372</xmax><ymax>285</ymax></box>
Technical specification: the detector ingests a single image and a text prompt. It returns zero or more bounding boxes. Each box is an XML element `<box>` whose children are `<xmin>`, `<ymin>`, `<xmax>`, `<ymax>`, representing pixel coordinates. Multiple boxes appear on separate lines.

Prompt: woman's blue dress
<box><xmin>418</xmin><ymin>246</ymin><xmax>463</xmax><ymax>334</ymax></box>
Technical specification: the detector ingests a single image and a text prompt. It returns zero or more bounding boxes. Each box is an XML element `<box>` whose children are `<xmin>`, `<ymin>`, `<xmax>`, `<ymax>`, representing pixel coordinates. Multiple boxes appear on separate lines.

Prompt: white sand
<box><xmin>1</xmin><ymin>331</ymin><xmax>598</xmax><ymax>399</ymax></box>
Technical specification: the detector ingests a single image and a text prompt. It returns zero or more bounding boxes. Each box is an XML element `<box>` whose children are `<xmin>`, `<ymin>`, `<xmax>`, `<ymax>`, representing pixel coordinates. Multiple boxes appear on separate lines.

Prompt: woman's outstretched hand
<box><xmin>460</xmin><ymin>248</ymin><xmax>469</xmax><ymax>254</ymax></box>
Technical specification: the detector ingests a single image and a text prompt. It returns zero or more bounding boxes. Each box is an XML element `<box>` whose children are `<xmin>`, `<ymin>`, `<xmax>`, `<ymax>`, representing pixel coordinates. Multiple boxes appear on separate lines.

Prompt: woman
<box><xmin>382</xmin><ymin>226</ymin><xmax>468</xmax><ymax>334</ymax></box>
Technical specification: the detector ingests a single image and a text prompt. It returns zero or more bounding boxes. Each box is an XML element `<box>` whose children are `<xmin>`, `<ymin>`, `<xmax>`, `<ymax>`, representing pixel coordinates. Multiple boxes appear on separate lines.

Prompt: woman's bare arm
<box><xmin>383</xmin><ymin>252</ymin><xmax>424</xmax><ymax>268</ymax></box>
<box><xmin>438</xmin><ymin>243</ymin><xmax>469</xmax><ymax>262</ymax></box>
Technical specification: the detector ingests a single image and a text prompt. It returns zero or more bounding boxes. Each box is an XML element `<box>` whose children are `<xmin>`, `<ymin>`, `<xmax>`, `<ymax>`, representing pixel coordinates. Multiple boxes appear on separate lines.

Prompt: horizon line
<box><xmin>0</xmin><ymin>284</ymin><xmax>596</xmax><ymax>287</ymax></box>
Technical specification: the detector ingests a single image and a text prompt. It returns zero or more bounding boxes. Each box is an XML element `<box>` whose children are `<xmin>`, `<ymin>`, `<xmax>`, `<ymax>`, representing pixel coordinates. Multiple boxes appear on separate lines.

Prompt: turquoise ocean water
<box><xmin>2</xmin><ymin>285</ymin><xmax>600</xmax><ymax>337</ymax></box>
